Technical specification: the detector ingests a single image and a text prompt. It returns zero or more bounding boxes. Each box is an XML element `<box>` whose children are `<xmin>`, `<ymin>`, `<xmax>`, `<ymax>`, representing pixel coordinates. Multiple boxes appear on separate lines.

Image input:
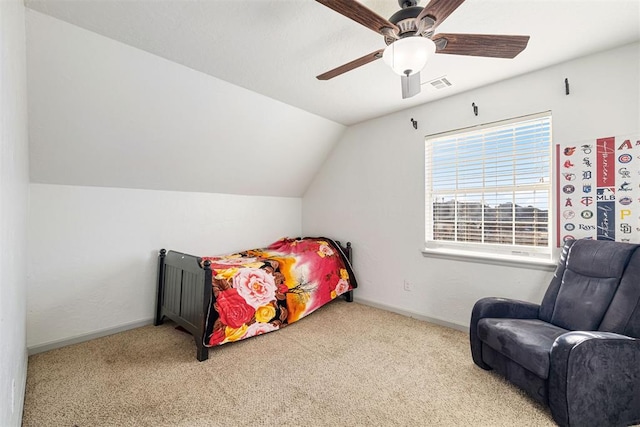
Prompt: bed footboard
<box><xmin>155</xmin><ymin>239</ymin><xmax>355</xmax><ymax>362</ymax></box>
<box><xmin>155</xmin><ymin>249</ymin><xmax>211</xmax><ymax>361</ymax></box>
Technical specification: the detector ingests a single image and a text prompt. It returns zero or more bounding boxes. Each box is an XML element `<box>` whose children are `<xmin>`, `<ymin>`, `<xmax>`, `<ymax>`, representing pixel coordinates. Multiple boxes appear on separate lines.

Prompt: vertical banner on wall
<box><xmin>596</xmin><ymin>137</ymin><xmax>616</xmax><ymax>241</ymax></box>
<box><xmin>557</xmin><ymin>134</ymin><xmax>639</xmax><ymax>246</ymax></box>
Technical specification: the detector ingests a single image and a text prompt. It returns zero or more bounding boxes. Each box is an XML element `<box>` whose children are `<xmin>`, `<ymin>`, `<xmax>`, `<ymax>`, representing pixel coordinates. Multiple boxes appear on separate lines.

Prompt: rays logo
<box><xmin>564</xmin><ymin>223</ymin><xmax>575</xmax><ymax>231</ymax></box>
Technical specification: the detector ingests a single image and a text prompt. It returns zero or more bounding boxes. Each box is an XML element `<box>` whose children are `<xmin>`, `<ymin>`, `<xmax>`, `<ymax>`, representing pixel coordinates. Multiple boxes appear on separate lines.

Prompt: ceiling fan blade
<box><xmin>433</xmin><ymin>33</ymin><xmax>530</xmax><ymax>58</ymax></box>
<box><xmin>401</xmin><ymin>72</ymin><xmax>421</xmax><ymax>99</ymax></box>
<box><xmin>316</xmin><ymin>49</ymin><xmax>384</xmax><ymax>80</ymax></box>
<box><xmin>415</xmin><ymin>0</ymin><xmax>465</xmax><ymax>29</ymax></box>
<box><xmin>315</xmin><ymin>0</ymin><xmax>399</xmax><ymax>37</ymax></box>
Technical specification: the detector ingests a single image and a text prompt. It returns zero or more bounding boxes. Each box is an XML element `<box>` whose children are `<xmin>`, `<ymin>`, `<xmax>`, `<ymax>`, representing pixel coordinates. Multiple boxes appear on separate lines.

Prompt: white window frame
<box><xmin>423</xmin><ymin>112</ymin><xmax>555</xmax><ymax>268</ymax></box>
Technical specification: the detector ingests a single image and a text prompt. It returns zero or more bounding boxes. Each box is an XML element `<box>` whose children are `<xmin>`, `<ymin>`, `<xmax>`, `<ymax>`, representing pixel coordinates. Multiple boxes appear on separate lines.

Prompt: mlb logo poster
<box><xmin>557</xmin><ymin>134</ymin><xmax>640</xmax><ymax>246</ymax></box>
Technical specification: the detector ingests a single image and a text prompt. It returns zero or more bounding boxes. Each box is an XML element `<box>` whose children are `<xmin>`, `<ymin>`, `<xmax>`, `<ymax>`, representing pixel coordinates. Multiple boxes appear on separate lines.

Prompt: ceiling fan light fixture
<box><xmin>382</xmin><ymin>36</ymin><xmax>436</xmax><ymax>76</ymax></box>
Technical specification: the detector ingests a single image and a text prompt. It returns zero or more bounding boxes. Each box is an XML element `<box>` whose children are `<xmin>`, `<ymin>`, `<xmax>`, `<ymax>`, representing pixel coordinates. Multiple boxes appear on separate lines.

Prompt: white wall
<box><xmin>24</xmin><ymin>10</ymin><xmax>326</xmax><ymax>350</ymax></box>
<box><xmin>26</xmin><ymin>10</ymin><xmax>345</xmax><ymax>198</ymax></box>
<box><xmin>303</xmin><ymin>42</ymin><xmax>640</xmax><ymax>329</ymax></box>
<box><xmin>0</xmin><ymin>0</ymin><xmax>30</xmax><ymax>424</ymax></box>
<box><xmin>27</xmin><ymin>184</ymin><xmax>301</xmax><ymax>349</ymax></box>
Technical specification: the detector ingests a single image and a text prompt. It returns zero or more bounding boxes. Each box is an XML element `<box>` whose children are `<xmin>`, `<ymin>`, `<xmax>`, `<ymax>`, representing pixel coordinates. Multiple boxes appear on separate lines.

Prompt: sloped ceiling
<box><xmin>24</xmin><ymin>0</ymin><xmax>640</xmax><ymax>126</ymax></box>
<box><xmin>24</xmin><ymin>0</ymin><xmax>640</xmax><ymax>198</ymax></box>
<box><xmin>26</xmin><ymin>11</ymin><xmax>345</xmax><ymax>197</ymax></box>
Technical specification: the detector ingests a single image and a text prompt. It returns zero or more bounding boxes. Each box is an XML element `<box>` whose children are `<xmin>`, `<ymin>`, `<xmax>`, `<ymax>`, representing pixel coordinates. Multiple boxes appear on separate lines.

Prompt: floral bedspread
<box><xmin>201</xmin><ymin>237</ymin><xmax>357</xmax><ymax>347</ymax></box>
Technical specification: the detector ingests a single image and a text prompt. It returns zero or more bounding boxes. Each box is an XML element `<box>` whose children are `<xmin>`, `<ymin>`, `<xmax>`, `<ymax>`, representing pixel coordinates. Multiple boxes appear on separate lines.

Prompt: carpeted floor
<box><xmin>23</xmin><ymin>301</ymin><xmax>555</xmax><ymax>426</ymax></box>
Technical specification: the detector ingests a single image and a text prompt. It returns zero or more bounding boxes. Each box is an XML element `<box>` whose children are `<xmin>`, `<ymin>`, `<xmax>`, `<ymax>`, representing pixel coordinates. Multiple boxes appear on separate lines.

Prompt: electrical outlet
<box><xmin>403</xmin><ymin>280</ymin><xmax>412</xmax><ymax>292</ymax></box>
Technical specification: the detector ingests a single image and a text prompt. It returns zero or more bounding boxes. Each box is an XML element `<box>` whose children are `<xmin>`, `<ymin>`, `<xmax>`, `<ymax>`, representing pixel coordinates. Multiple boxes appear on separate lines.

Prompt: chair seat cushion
<box><xmin>477</xmin><ymin>318</ymin><xmax>568</xmax><ymax>379</ymax></box>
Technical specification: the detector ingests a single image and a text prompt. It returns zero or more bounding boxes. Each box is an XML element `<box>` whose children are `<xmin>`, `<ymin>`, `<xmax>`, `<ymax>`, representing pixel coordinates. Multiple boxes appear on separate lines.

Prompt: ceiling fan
<box><xmin>315</xmin><ymin>0</ymin><xmax>530</xmax><ymax>99</ymax></box>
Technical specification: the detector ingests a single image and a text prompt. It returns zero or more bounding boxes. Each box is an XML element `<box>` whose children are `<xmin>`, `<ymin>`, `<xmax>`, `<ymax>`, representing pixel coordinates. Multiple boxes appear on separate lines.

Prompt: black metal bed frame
<box><xmin>154</xmin><ymin>241</ymin><xmax>353</xmax><ymax>361</ymax></box>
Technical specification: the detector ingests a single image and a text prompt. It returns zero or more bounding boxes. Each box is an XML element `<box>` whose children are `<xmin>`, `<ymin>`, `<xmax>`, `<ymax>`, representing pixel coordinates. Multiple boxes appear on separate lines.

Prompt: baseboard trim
<box><xmin>27</xmin><ymin>304</ymin><xmax>467</xmax><ymax>355</ymax></box>
<box><xmin>27</xmin><ymin>318</ymin><xmax>154</xmax><ymax>356</ymax></box>
<box><xmin>353</xmin><ymin>297</ymin><xmax>469</xmax><ymax>333</ymax></box>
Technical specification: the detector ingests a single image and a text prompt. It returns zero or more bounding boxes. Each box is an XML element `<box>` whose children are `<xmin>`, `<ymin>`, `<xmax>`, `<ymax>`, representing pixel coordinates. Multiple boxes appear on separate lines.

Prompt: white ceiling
<box><xmin>24</xmin><ymin>0</ymin><xmax>640</xmax><ymax>126</ymax></box>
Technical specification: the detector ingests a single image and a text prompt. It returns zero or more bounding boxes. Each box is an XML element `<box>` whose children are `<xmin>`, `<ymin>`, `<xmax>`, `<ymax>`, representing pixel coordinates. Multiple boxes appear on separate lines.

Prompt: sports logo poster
<box><xmin>557</xmin><ymin>134</ymin><xmax>639</xmax><ymax>246</ymax></box>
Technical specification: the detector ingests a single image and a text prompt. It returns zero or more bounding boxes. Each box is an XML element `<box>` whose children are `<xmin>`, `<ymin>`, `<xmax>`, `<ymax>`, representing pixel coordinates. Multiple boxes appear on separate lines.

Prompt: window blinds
<box><xmin>425</xmin><ymin>113</ymin><xmax>552</xmax><ymax>252</ymax></box>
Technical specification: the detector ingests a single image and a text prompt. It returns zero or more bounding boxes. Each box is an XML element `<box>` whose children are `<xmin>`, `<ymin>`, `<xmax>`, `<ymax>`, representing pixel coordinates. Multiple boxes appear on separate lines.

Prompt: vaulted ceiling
<box><xmin>24</xmin><ymin>0</ymin><xmax>640</xmax><ymax>126</ymax></box>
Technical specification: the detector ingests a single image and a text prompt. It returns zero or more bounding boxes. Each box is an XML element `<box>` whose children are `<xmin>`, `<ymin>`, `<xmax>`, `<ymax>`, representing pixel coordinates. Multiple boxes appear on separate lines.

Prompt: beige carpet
<box><xmin>23</xmin><ymin>301</ymin><xmax>554</xmax><ymax>426</ymax></box>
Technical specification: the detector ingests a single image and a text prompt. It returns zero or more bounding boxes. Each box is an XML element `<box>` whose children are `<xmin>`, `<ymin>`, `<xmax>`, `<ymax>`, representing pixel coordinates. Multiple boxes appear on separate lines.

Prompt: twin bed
<box><xmin>154</xmin><ymin>237</ymin><xmax>357</xmax><ymax>361</ymax></box>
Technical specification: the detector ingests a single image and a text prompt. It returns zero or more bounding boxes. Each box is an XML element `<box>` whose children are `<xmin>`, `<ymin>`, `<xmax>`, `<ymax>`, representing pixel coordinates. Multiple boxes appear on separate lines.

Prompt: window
<box><xmin>424</xmin><ymin>112</ymin><xmax>552</xmax><ymax>263</ymax></box>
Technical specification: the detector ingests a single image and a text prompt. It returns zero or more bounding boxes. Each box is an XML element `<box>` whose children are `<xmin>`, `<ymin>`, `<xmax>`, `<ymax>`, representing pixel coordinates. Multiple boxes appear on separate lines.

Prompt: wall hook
<box><xmin>410</xmin><ymin>118</ymin><xmax>418</xmax><ymax>130</ymax></box>
<box><xmin>565</xmin><ymin>78</ymin><xmax>570</xmax><ymax>95</ymax></box>
<box><xmin>472</xmin><ymin>103</ymin><xmax>478</xmax><ymax>116</ymax></box>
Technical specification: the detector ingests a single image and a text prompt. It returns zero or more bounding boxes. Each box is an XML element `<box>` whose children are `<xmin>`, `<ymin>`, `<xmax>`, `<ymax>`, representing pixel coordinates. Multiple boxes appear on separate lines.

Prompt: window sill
<box><xmin>421</xmin><ymin>248</ymin><xmax>557</xmax><ymax>271</ymax></box>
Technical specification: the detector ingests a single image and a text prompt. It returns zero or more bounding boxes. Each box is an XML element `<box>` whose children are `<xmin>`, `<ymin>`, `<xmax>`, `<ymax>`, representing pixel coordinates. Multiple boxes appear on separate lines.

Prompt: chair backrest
<box><xmin>599</xmin><ymin>248</ymin><xmax>640</xmax><ymax>338</ymax></box>
<box><xmin>539</xmin><ymin>239</ymin><xmax>640</xmax><ymax>334</ymax></box>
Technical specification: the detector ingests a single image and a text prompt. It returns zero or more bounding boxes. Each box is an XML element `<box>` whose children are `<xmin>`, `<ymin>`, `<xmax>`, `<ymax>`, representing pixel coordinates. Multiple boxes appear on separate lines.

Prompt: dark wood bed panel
<box><xmin>154</xmin><ymin>249</ymin><xmax>212</xmax><ymax>361</ymax></box>
<box><xmin>154</xmin><ymin>241</ymin><xmax>353</xmax><ymax>362</ymax></box>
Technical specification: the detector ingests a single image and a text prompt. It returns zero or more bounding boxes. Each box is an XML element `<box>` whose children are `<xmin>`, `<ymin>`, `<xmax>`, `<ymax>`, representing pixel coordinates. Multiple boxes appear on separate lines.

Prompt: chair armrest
<box><xmin>470</xmin><ymin>297</ymin><xmax>540</xmax><ymax>369</ymax></box>
<box><xmin>472</xmin><ymin>297</ymin><xmax>540</xmax><ymax>321</ymax></box>
<box><xmin>549</xmin><ymin>331</ymin><xmax>640</xmax><ymax>427</ymax></box>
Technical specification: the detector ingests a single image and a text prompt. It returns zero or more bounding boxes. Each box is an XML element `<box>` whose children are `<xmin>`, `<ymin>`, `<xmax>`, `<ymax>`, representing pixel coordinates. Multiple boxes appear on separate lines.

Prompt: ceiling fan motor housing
<box><xmin>385</xmin><ymin>7</ymin><xmax>435</xmax><ymax>44</ymax></box>
<box><xmin>398</xmin><ymin>0</ymin><xmax>418</xmax><ymax>7</ymax></box>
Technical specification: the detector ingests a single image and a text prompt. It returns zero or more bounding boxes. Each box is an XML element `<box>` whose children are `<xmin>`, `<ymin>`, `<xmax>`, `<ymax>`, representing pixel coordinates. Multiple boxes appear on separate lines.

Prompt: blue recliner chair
<box><xmin>470</xmin><ymin>239</ymin><xmax>640</xmax><ymax>426</ymax></box>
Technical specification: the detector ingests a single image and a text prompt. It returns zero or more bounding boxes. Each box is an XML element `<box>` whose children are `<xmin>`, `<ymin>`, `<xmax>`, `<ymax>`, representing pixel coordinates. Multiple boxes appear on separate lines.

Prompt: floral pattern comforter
<box><xmin>201</xmin><ymin>237</ymin><xmax>357</xmax><ymax>347</ymax></box>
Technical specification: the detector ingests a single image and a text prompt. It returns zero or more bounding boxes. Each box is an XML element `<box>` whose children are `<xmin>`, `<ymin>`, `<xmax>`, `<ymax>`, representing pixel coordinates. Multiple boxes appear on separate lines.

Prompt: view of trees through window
<box><xmin>425</xmin><ymin>114</ymin><xmax>551</xmax><ymax>250</ymax></box>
